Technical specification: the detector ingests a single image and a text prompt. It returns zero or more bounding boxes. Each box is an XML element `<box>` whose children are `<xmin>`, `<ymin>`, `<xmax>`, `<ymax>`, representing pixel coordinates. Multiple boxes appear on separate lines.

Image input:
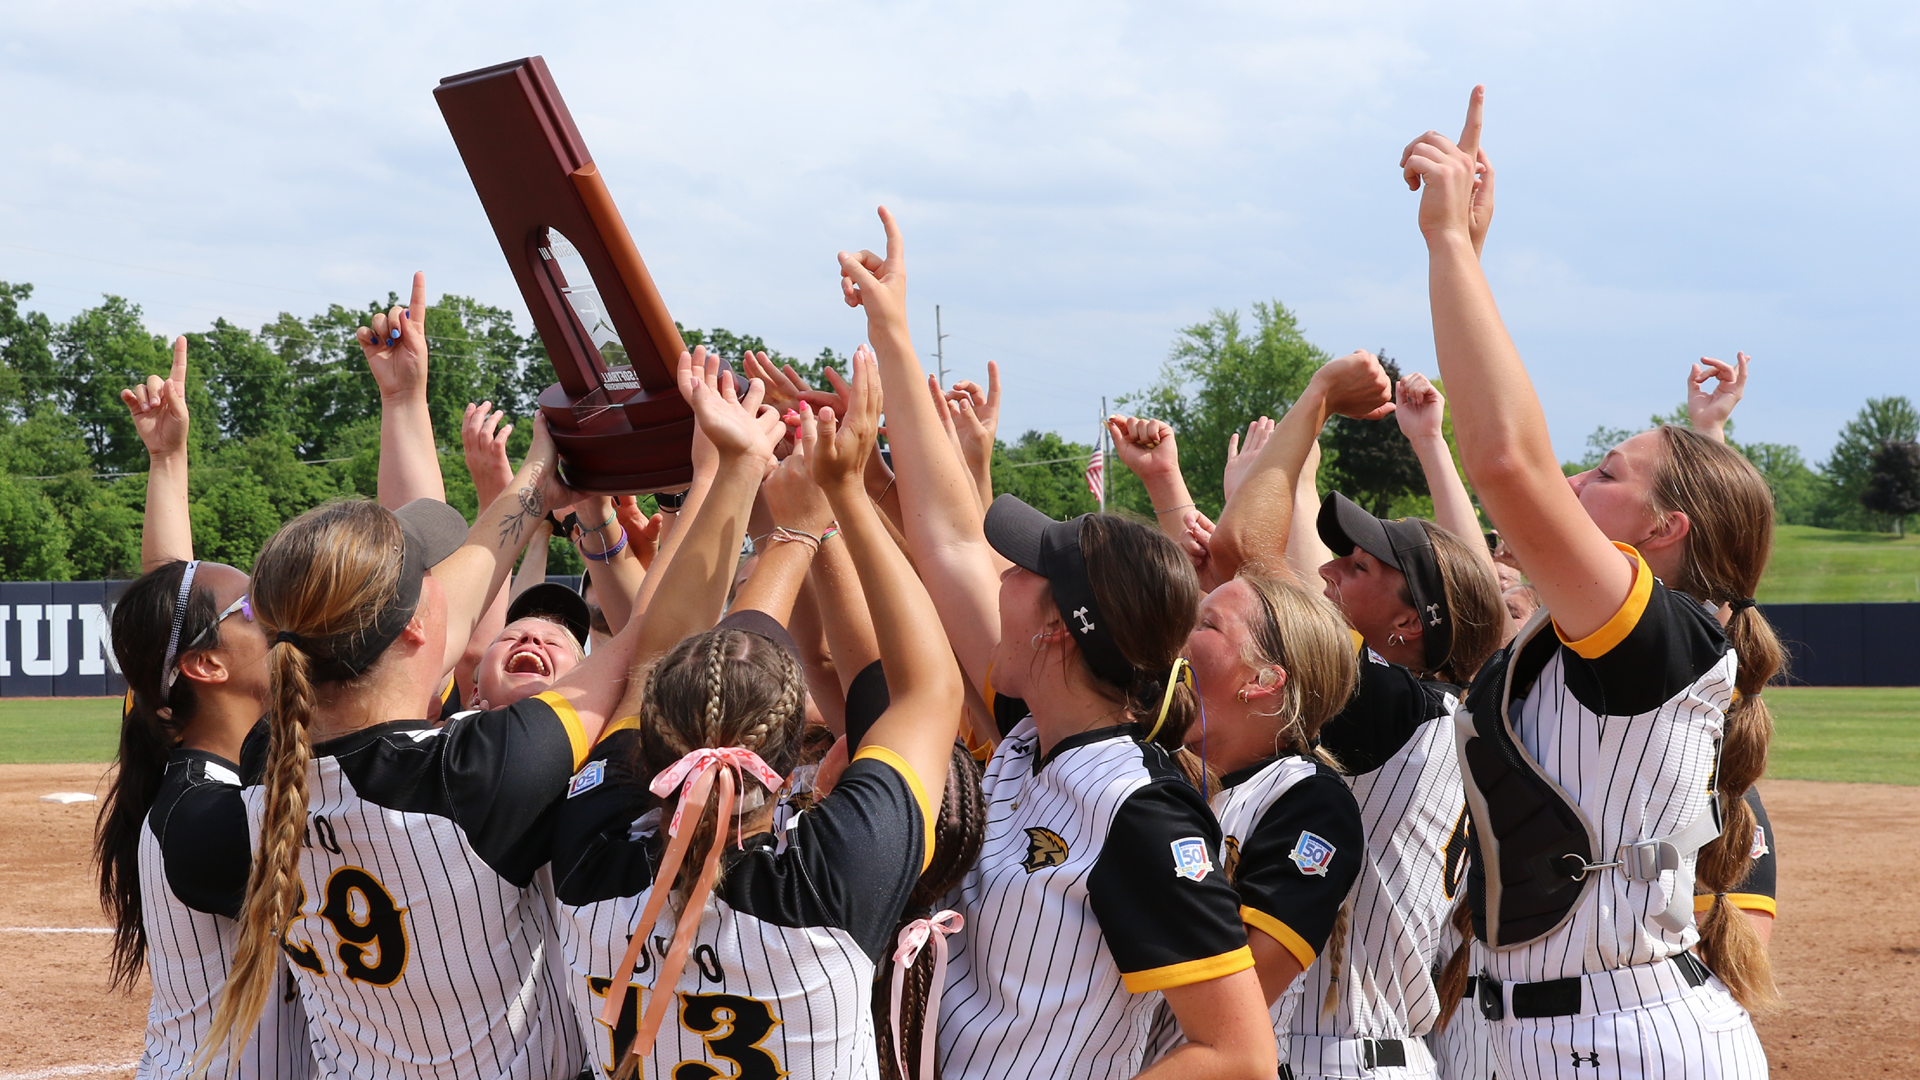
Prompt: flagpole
<box><xmin>1098</xmin><ymin>396</ymin><xmax>1108</xmax><ymax>512</ymax></box>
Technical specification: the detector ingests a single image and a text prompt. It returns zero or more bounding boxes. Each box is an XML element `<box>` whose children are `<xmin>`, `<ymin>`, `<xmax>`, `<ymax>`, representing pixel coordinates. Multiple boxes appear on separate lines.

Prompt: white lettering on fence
<box><xmin>16</xmin><ymin>604</ymin><xmax>72</xmax><ymax>677</ymax></box>
<box><xmin>77</xmin><ymin>604</ymin><xmax>114</xmax><ymax>675</ymax></box>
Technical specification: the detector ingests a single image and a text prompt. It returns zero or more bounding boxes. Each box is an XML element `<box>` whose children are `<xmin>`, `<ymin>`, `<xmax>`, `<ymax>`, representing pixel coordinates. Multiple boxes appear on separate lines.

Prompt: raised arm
<box><xmin>568</xmin><ymin>494</ymin><xmax>646</xmax><ymax>633</ymax></box>
<box><xmin>571</xmin><ymin>348</ymin><xmax>776</xmax><ymax>729</ymax></box>
<box><xmin>1402</xmin><ymin>99</ymin><xmax>1632</xmax><ymax>639</ymax></box>
<box><xmin>1687</xmin><ymin>353</ymin><xmax>1749</xmax><ymax>444</ymax></box>
<box><xmin>837</xmin><ymin>209</ymin><xmax>1003</xmax><ymax>691</ymax></box>
<box><xmin>1107</xmin><ymin>414</ymin><xmax>1201</xmax><ymax>541</ymax></box>
<box><xmin>455</xmin><ymin>402</ymin><xmax>520</xmax><ymax>694</ymax></box>
<box><xmin>359</xmin><ymin>272</ymin><xmax>446</xmax><ymax>508</ymax></box>
<box><xmin>804</xmin><ymin>345</ymin><xmax>963</xmax><ymax>793</ymax></box>
<box><xmin>121</xmin><ymin>336</ymin><xmax>194</xmax><ymax>569</ymax></box>
<box><xmin>731</xmin><ymin>431</ymin><xmax>834</xmax><ymax>625</ymax></box>
<box><xmin>1284</xmin><ymin>440</ymin><xmax>1335</xmax><ymax>583</ymax></box>
<box><xmin>1393</xmin><ymin>372</ymin><xmax>1495</xmax><ymax>579</ymax></box>
<box><xmin>946</xmin><ymin>362</ymin><xmax>1002</xmax><ymax>517</ymax></box>
<box><xmin>1211</xmin><ymin>352</ymin><xmax>1394</xmax><ymax>581</ymax></box>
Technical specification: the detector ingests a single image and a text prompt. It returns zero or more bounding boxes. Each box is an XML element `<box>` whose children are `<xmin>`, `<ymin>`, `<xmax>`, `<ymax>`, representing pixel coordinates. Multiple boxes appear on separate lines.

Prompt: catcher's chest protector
<box><xmin>1454</xmin><ymin>611</ymin><xmax>1722</xmax><ymax>949</ymax></box>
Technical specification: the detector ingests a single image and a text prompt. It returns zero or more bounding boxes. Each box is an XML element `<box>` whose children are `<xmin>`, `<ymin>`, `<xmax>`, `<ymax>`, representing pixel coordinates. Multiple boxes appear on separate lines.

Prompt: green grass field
<box><xmin>0</xmin><ymin>687</ymin><xmax>1912</xmax><ymax>784</ymax></box>
<box><xmin>1756</xmin><ymin>524</ymin><xmax>1920</xmax><ymax>603</ymax></box>
<box><xmin>0</xmin><ymin>696</ymin><xmax>124</xmax><ymax>764</ymax></box>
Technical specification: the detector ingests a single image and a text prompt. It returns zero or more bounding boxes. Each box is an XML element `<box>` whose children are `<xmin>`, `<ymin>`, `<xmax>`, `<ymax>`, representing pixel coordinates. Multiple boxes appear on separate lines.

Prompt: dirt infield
<box><xmin>1</xmin><ymin>766</ymin><xmax>1915</xmax><ymax>1078</ymax></box>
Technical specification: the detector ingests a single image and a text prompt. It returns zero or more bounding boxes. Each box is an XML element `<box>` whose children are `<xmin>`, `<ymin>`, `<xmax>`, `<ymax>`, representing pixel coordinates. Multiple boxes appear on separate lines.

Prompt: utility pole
<box><xmin>934</xmin><ymin>305</ymin><xmax>951</xmax><ymax>388</ymax></box>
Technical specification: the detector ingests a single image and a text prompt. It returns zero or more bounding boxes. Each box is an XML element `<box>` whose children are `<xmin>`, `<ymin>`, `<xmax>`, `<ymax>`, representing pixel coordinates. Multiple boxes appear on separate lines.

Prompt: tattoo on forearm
<box><xmin>496</xmin><ymin>463</ymin><xmax>546</xmax><ymax>546</ymax></box>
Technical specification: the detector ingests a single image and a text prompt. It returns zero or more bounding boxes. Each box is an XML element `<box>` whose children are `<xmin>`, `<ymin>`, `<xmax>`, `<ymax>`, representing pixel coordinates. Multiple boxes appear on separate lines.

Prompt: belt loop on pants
<box><xmin>1478</xmin><ymin>953</ymin><xmax>1714</xmax><ymax>1021</ymax></box>
<box><xmin>1361</xmin><ymin>1039</ymin><xmax>1407</xmax><ymax>1069</ymax></box>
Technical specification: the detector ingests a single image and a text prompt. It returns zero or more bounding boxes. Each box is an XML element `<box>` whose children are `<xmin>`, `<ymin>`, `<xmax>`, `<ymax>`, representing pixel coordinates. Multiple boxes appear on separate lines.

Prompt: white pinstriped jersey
<box><xmin>1429</xmin><ymin>921</ymin><xmax>1494</xmax><ymax>1080</ymax></box>
<box><xmin>247</xmin><ymin>695</ymin><xmax>589</xmax><ymax>1079</ymax></box>
<box><xmin>1144</xmin><ymin>751</ymin><xmax>1365</xmax><ymax>1062</ymax></box>
<box><xmin>137</xmin><ymin>750</ymin><xmax>314</xmax><ymax>1080</ymax></box>
<box><xmin>1285</xmin><ymin>699</ymin><xmax>1465</xmax><ymax>1077</ymax></box>
<box><xmin>1461</xmin><ymin>551</ymin><xmax>1736</xmax><ymax>984</ymax></box>
<box><xmin>546</xmin><ymin>725</ymin><xmax>931</xmax><ymax>1080</ymax></box>
<box><xmin>937</xmin><ymin>717</ymin><xmax>1252</xmax><ymax>1080</ymax></box>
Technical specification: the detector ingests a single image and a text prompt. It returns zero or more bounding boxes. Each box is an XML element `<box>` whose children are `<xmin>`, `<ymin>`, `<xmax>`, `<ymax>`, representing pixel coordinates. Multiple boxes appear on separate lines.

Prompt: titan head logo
<box><xmin>1221</xmin><ymin>836</ymin><xmax>1242</xmax><ymax>883</ymax></box>
<box><xmin>1022</xmin><ymin>827</ymin><xmax>1070</xmax><ymax>872</ymax></box>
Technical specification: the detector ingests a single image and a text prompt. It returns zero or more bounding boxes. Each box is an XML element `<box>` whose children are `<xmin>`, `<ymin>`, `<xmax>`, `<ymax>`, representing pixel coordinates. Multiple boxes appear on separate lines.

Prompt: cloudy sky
<box><xmin>1</xmin><ymin>1</ymin><xmax>1913</xmax><ymax>463</ymax></box>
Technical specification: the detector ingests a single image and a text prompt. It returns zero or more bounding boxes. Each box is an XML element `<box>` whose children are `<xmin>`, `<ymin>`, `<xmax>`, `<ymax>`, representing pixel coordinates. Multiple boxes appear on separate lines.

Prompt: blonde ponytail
<box><xmin>195</xmin><ymin>641</ymin><xmax>315</xmax><ymax>1069</ymax></box>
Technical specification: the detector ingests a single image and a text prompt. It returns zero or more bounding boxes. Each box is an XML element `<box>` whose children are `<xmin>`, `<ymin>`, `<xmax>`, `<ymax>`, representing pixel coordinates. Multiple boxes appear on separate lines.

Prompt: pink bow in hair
<box><xmin>890</xmin><ymin>910</ymin><xmax>964</xmax><ymax>1080</ymax></box>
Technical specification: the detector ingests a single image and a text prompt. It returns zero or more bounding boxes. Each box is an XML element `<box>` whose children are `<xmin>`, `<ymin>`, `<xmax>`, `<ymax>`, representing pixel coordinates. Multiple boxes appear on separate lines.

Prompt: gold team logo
<box><xmin>1221</xmin><ymin>836</ymin><xmax>1242</xmax><ymax>883</ymax></box>
<box><xmin>1022</xmin><ymin>827</ymin><xmax>1070</xmax><ymax>872</ymax></box>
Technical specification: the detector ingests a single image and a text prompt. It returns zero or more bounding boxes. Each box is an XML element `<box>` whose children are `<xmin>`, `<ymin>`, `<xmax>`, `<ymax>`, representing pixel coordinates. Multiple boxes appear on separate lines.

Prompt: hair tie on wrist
<box><xmin>1729</xmin><ymin>597</ymin><xmax>1758</xmax><ymax>612</ymax></box>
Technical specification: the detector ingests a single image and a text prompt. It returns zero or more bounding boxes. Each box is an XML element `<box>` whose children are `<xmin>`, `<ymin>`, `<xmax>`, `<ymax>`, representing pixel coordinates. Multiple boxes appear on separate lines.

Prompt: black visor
<box><xmin>1317</xmin><ymin>492</ymin><xmax>1453</xmax><ymax>673</ymax></box>
<box><xmin>505</xmin><ymin>582</ymin><xmax>592</xmax><ymax>647</ymax></box>
<box><xmin>983</xmin><ymin>495</ymin><xmax>1133</xmax><ymax>688</ymax></box>
<box><xmin>292</xmin><ymin>499</ymin><xmax>468</xmax><ymax>681</ymax></box>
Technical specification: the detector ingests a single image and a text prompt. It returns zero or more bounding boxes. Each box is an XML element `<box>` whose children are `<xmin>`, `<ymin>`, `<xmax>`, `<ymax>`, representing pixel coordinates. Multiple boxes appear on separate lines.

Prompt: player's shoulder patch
<box><xmin>1022</xmin><ymin>826</ymin><xmax>1069</xmax><ymax>872</ymax></box>
<box><xmin>1170</xmin><ymin>836</ymin><xmax>1214</xmax><ymax>882</ymax></box>
<box><xmin>1289</xmin><ymin>830</ymin><xmax>1337</xmax><ymax>877</ymax></box>
<box><xmin>567</xmin><ymin>759</ymin><xmax>607</xmax><ymax>799</ymax></box>
<box><xmin>1364</xmin><ymin>647</ymin><xmax>1391</xmax><ymax>667</ymax></box>
<box><xmin>1749</xmin><ymin>824</ymin><xmax>1769</xmax><ymax>860</ymax></box>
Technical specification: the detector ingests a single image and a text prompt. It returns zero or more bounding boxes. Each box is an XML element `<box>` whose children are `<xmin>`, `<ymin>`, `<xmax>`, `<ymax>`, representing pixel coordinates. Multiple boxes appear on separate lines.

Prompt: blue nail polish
<box><xmin>388</xmin><ymin>328</ymin><xmax>402</xmax><ymax>342</ymax></box>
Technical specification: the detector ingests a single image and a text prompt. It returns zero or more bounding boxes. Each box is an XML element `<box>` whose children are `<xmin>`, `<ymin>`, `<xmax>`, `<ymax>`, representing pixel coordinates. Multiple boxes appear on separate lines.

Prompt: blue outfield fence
<box><xmin>0</xmin><ymin>584</ymin><xmax>1911</xmax><ymax>697</ymax></box>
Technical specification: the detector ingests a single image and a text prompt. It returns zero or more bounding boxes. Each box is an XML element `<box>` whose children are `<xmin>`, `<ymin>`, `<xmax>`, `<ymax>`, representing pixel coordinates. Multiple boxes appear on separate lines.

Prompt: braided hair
<box><xmin>872</xmin><ymin>741</ymin><xmax>987</xmax><ymax>1080</ymax></box>
<box><xmin>633</xmin><ymin>627</ymin><xmax>809</xmax><ymax>907</ymax></box>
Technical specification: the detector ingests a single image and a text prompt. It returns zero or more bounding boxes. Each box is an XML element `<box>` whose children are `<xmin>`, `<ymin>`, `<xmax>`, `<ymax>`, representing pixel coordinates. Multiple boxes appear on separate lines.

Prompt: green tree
<box><xmin>424</xmin><ymin>295</ymin><xmax>538</xmax><ymax>445</ymax></box>
<box><xmin>192</xmin><ymin>319</ymin><xmax>291</xmax><ymax>444</ymax></box>
<box><xmin>1739</xmin><ymin>441</ymin><xmax>1825</xmax><ymax>525</ymax></box>
<box><xmin>50</xmin><ymin>296</ymin><xmax>176</xmax><ymax>472</ymax></box>
<box><xmin>1818</xmin><ymin>396</ymin><xmax>1920</xmax><ymax>530</ymax></box>
<box><xmin>1861</xmin><ymin>440</ymin><xmax>1920</xmax><ymax>537</ymax></box>
<box><xmin>1320</xmin><ymin>353</ymin><xmax>1427</xmax><ymax>516</ymax></box>
<box><xmin>0</xmin><ymin>282</ymin><xmax>55</xmax><ymax>419</ymax></box>
<box><xmin>1122</xmin><ymin>303</ymin><xmax>1326</xmax><ymax>515</ymax></box>
<box><xmin>0</xmin><ymin>474</ymin><xmax>74</xmax><ymax>579</ymax></box>
<box><xmin>991</xmin><ymin>431</ymin><xmax>1100</xmax><ymax>520</ymax></box>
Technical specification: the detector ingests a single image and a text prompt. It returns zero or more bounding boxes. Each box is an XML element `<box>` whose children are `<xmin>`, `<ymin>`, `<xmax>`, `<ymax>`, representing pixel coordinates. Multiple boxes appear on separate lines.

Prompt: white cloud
<box><xmin>0</xmin><ymin>0</ymin><xmax>1912</xmax><ymax>462</ymax></box>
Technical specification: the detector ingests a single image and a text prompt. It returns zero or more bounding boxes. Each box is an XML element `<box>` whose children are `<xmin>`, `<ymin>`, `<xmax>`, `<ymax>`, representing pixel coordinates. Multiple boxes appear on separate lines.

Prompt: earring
<box><xmin>1387</xmin><ymin>633</ymin><xmax>1406</xmax><ymax>647</ymax></box>
<box><xmin>1031</xmin><ymin>632</ymin><xmax>1048</xmax><ymax>651</ymax></box>
<box><xmin>1236</xmin><ymin>688</ymin><xmax>1252</xmax><ymax>702</ymax></box>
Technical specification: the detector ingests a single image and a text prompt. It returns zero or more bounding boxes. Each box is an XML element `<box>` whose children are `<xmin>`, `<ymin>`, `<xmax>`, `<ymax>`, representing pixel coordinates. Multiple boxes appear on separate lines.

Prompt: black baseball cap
<box><xmin>282</xmin><ymin>498</ymin><xmax>469</xmax><ymax>680</ymax></box>
<box><xmin>1317</xmin><ymin>491</ymin><xmax>1453</xmax><ymax>673</ymax></box>
<box><xmin>982</xmin><ymin>494</ymin><xmax>1132</xmax><ymax>687</ymax></box>
<box><xmin>505</xmin><ymin>582</ymin><xmax>592</xmax><ymax>647</ymax></box>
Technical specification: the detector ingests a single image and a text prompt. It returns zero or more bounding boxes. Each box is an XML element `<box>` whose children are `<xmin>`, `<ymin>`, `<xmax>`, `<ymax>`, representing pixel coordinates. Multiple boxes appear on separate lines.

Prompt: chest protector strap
<box><xmin>1455</xmin><ymin>610</ymin><xmax>1723</xmax><ymax>948</ymax></box>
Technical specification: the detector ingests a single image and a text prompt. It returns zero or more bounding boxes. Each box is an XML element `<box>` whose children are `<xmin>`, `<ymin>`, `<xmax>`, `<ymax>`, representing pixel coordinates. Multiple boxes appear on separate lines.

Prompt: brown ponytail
<box><xmin>197</xmin><ymin>499</ymin><xmax>410</xmax><ymax>1066</ymax></box>
<box><xmin>1651</xmin><ymin>425</ymin><xmax>1782</xmax><ymax>1012</ymax></box>
<box><xmin>1432</xmin><ymin>901</ymin><xmax>1475</xmax><ymax>1033</ymax></box>
<box><xmin>95</xmin><ymin>560</ymin><xmax>216</xmax><ymax>990</ymax></box>
<box><xmin>1078</xmin><ymin>514</ymin><xmax>1203</xmax><ymax>770</ymax></box>
<box><xmin>874</xmin><ymin>742</ymin><xmax>987</xmax><ymax>1080</ymax></box>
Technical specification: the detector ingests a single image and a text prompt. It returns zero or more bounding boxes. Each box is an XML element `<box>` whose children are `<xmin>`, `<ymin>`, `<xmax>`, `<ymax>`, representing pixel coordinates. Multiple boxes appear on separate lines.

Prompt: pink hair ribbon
<box><xmin>598</xmin><ymin>747</ymin><xmax>785</xmax><ymax>1077</ymax></box>
<box><xmin>889</xmin><ymin>910</ymin><xmax>964</xmax><ymax>1080</ymax></box>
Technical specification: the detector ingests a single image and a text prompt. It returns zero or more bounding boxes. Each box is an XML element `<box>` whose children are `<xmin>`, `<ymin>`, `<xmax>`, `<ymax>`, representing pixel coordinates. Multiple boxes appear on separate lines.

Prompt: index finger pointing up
<box><xmin>169</xmin><ymin>335</ymin><xmax>189</xmax><ymax>386</ymax></box>
<box><xmin>877</xmin><ymin>205</ymin><xmax>904</xmax><ymax>267</ymax></box>
<box><xmin>1458</xmin><ymin>84</ymin><xmax>1486</xmax><ymax>155</ymax></box>
<box><xmin>409</xmin><ymin>271</ymin><xmax>428</xmax><ymax>326</ymax></box>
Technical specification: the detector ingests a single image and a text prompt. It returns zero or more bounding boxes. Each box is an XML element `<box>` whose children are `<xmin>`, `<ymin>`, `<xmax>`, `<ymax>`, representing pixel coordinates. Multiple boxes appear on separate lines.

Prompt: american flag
<box><xmin>1084</xmin><ymin>448</ymin><xmax>1104</xmax><ymax>503</ymax></box>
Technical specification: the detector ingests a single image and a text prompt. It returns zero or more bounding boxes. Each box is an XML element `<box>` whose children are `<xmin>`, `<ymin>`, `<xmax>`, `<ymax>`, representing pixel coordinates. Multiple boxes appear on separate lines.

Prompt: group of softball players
<box><xmin>94</xmin><ymin>87</ymin><xmax>1782</xmax><ymax>1080</ymax></box>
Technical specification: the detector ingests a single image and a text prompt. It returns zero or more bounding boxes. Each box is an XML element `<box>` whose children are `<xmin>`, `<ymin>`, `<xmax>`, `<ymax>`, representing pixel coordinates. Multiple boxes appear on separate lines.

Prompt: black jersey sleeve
<box><xmin>1087</xmin><ymin>778</ymin><xmax>1255</xmax><ymax>993</ymax></box>
<box><xmin>1229</xmin><ymin>771</ymin><xmax>1364</xmax><ymax>969</ymax></box>
<box><xmin>1702</xmin><ymin>786</ymin><xmax>1776</xmax><ymax>917</ymax></box>
<box><xmin>238</xmin><ymin>718</ymin><xmax>272</xmax><ymax>785</ymax></box>
<box><xmin>1553</xmin><ymin>545</ymin><xmax>1731</xmax><ymax>717</ymax></box>
<box><xmin>764</xmin><ymin>749</ymin><xmax>929</xmax><ymax>961</ymax></box>
<box><xmin>440</xmin><ymin>690</ymin><xmax>589</xmax><ymax>884</ymax></box>
<box><xmin>550</xmin><ymin>722</ymin><xmax>660</xmax><ymax>907</ymax></box>
<box><xmin>844</xmin><ymin>660</ymin><xmax>890</xmax><ymax>750</ymax></box>
<box><xmin>1316</xmin><ymin>643</ymin><xmax>1451</xmax><ymax>776</ymax></box>
<box><xmin>152</xmin><ymin>770</ymin><xmax>252</xmax><ymax>919</ymax></box>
